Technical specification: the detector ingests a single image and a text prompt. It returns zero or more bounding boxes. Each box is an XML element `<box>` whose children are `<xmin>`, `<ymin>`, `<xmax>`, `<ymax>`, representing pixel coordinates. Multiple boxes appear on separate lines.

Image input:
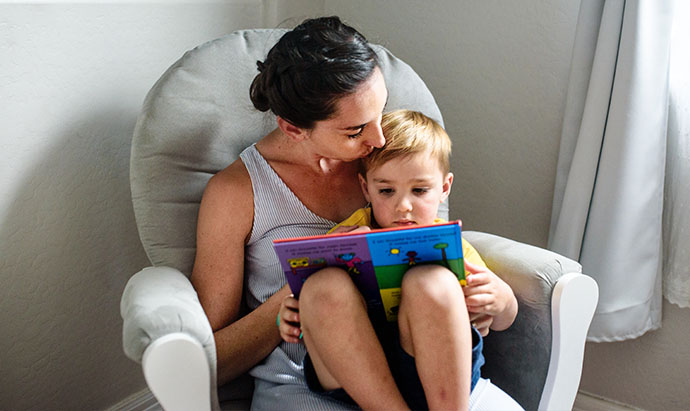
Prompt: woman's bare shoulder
<box><xmin>207</xmin><ymin>158</ymin><xmax>251</xmax><ymax>193</ymax></box>
<box><xmin>198</xmin><ymin>158</ymin><xmax>254</xmax><ymax>238</ymax></box>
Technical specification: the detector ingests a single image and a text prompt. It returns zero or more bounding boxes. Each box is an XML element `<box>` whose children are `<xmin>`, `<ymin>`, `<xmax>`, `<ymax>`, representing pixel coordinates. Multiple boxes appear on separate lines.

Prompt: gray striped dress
<box><xmin>239</xmin><ymin>144</ymin><xmax>357</xmax><ymax>410</ymax></box>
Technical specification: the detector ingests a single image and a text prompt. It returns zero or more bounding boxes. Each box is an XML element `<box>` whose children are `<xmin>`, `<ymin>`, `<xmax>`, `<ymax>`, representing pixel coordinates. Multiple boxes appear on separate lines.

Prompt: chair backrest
<box><xmin>130</xmin><ymin>29</ymin><xmax>445</xmax><ymax>276</ymax></box>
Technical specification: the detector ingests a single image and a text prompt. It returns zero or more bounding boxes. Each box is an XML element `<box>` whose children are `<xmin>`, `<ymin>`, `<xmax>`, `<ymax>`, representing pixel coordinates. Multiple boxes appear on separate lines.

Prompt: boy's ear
<box><xmin>277</xmin><ymin>116</ymin><xmax>309</xmax><ymax>141</ymax></box>
<box><xmin>358</xmin><ymin>173</ymin><xmax>372</xmax><ymax>203</ymax></box>
<box><xmin>440</xmin><ymin>172</ymin><xmax>454</xmax><ymax>202</ymax></box>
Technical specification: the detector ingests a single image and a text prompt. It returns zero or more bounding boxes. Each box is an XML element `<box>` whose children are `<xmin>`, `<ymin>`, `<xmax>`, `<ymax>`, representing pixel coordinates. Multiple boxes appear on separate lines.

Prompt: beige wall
<box><xmin>326</xmin><ymin>0</ymin><xmax>578</xmax><ymax>247</ymax></box>
<box><xmin>0</xmin><ymin>1</ymin><xmax>330</xmax><ymax>409</ymax></box>
<box><xmin>580</xmin><ymin>301</ymin><xmax>690</xmax><ymax>409</ymax></box>
<box><xmin>0</xmin><ymin>3</ymin><xmax>266</xmax><ymax>409</ymax></box>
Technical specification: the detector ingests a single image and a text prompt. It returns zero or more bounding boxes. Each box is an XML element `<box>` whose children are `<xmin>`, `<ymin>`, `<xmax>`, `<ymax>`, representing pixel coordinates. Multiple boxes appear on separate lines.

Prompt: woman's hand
<box><xmin>278</xmin><ymin>294</ymin><xmax>303</xmax><ymax>344</ymax></box>
<box><xmin>463</xmin><ymin>261</ymin><xmax>518</xmax><ymax>333</ymax></box>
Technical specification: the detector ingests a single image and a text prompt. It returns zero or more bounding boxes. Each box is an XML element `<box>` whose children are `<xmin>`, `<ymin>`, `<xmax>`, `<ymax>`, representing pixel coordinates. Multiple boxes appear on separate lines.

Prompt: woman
<box><xmin>191</xmin><ymin>16</ymin><xmax>521</xmax><ymax>410</ymax></box>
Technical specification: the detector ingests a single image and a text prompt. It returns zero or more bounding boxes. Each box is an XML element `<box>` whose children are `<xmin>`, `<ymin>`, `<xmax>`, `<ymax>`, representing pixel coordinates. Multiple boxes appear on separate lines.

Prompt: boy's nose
<box><xmin>397</xmin><ymin>196</ymin><xmax>413</xmax><ymax>212</ymax></box>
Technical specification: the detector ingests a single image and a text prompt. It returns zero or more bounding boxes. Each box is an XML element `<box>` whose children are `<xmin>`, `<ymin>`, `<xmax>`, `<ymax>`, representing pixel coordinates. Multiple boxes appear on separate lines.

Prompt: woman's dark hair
<box><xmin>249</xmin><ymin>16</ymin><xmax>379</xmax><ymax>129</ymax></box>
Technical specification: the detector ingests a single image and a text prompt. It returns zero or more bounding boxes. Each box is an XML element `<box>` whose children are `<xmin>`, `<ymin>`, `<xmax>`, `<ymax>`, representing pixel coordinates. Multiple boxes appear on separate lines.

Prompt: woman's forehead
<box><xmin>329</xmin><ymin>68</ymin><xmax>388</xmax><ymax>128</ymax></box>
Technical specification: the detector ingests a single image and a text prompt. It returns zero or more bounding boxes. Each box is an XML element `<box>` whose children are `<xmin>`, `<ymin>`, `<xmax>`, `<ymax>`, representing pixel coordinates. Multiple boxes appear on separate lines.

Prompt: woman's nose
<box><xmin>365</xmin><ymin>122</ymin><xmax>385</xmax><ymax>148</ymax></box>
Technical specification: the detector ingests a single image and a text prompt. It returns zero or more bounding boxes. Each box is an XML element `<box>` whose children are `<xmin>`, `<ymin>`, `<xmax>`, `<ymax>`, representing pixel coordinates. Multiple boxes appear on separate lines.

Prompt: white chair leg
<box><xmin>142</xmin><ymin>332</ymin><xmax>212</xmax><ymax>411</ymax></box>
<box><xmin>539</xmin><ymin>273</ymin><xmax>598</xmax><ymax>411</ymax></box>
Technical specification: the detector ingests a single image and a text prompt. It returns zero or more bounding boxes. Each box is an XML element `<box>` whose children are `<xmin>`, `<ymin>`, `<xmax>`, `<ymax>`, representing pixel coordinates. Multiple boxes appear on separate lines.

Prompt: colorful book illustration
<box><xmin>273</xmin><ymin>221</ymin><xmax>465</xmax><ymax>323</ymax></box>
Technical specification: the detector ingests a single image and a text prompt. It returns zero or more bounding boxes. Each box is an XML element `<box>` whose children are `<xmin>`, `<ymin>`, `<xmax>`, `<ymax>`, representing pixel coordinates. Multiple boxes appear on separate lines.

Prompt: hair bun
<box><xmin>249</xmin><ymin>16</ymin><xmax>378</xmax><ymax>128</ymax></box>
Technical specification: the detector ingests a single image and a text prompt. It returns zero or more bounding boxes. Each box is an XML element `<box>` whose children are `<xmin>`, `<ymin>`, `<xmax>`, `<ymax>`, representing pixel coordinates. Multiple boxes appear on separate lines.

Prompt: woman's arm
<box><xmin>190</xmin><ymin>160</ymin><xmax>289</xmax><ymax>385</ymax></box>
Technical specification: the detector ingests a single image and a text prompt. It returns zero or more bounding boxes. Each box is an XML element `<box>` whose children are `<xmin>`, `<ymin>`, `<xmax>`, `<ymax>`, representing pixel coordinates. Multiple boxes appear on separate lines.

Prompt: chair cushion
<box><xmin>131</xmin><ymin>29</ymin><xmax>445</xmax><ymax>275</ymax></box>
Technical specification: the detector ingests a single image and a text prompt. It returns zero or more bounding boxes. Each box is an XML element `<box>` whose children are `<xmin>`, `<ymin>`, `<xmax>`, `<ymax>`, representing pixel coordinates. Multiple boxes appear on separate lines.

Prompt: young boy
<box><xmin>278</xmin><ymin>110</ymin><xmax>519</xmax><ymax>410</ymax></box>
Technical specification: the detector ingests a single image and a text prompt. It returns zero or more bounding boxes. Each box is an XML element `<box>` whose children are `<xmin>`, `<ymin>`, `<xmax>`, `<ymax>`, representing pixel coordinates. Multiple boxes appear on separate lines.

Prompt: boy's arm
<box><xmin>463</xmin><ymin>261</ymin><xmax>518</xmax><ymax>333</ymax></box>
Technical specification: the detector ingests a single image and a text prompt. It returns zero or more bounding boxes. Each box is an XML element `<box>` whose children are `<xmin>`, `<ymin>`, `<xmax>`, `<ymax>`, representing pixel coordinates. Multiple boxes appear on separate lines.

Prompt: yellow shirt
<box><xmin>329</xmin><ymin>207</ymin><xmax>487</xmax><ymax>268</ymax></box>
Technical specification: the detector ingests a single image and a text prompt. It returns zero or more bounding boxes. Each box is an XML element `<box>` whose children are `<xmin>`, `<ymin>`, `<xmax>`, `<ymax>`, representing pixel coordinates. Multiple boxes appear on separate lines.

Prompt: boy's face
<box><xmin>359</xmin><ymin>152</ymin><xmax>453</xmax><ymax>228</ymax></box>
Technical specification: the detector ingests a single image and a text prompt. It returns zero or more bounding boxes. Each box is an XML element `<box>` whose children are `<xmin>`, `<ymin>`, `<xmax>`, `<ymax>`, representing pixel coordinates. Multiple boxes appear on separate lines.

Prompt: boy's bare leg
<box><xmin>300</xmin><ymin>267</ymin><xmax>409</xmax><ymax>411</ymax></box>
<box><xmin>398</xmin><ymin>265</ymin><xmax>472</xmax><ymax>411</ymax></box>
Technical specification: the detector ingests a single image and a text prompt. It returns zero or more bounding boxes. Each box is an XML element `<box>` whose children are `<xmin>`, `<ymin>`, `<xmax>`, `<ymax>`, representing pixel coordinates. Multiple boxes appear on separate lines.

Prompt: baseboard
<box><xmin>107</xmin><ymin>388</ymin><xmax>162</xmax><ymax>411</ymax></box>
<box><xmin>573</xmin><ymin>391</ymin><xmax>642</xmax><ymax>411</ymax></box>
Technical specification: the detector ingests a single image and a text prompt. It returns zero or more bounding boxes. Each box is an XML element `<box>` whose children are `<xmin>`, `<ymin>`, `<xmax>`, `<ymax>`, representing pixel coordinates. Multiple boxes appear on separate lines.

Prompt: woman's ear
<box><xmin>277</xmin><ymin>116</ymin><xmax>309</xmax><ymax>141</ymax></box>
<box><xmin>441</xmin><ymin>172</ymin><xmax>454</xmax><ymax>202</ymax></box>
<box><xmin>358</xmin><ymin>173</ymin><xmax>372</xmax><ymax>203</ymax></box>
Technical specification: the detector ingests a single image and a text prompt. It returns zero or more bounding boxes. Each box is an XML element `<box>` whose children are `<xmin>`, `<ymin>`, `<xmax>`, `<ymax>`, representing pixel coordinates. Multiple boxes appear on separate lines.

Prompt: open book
<box><xmin>273</xmin><ymin>221</ymin><xmax>465</xmax><ymax>323</ymax></box>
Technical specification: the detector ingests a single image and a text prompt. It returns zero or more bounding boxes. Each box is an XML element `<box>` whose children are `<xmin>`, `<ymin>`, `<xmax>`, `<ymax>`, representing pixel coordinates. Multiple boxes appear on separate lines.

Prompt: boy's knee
<box><xmin>401</xmin><ymin>265</ymin><xmax>464</xmax><ymax>308</ymax></box>
<box><xmin>300</xmin><ymin>267</ymin><xmax>362</xmax><ymax>315</ymax></box>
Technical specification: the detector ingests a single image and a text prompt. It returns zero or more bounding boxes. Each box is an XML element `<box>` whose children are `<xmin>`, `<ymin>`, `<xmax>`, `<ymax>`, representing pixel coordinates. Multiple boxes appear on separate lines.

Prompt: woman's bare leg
<box><xmin>299</xmin><ymin>267</ymin><xmax>408</xmax><ymax>411</ymax></box>
<box><xmin>397</xmin><ymin>265</ymin><xmax>472</xmax><ymax>410</ymax></box>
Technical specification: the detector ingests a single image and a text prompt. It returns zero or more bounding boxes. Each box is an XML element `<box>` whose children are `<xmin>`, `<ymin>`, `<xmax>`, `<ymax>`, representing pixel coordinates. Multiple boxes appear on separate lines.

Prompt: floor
<box><xmin>114</xmin><ymin>387</ymin><xmax>644</xmax><ymax>411</ymax></box>
<box><xmin>573</xmin><ymin>391</ymin><xmax>642</xmax><ymax>411</ymax></box>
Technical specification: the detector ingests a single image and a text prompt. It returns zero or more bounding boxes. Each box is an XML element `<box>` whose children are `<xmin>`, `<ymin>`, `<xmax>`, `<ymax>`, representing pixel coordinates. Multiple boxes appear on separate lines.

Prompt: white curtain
<box><xmin>663</xmin><ymin>2</ymin><xmax>690</xmax><ymax>308</ymax></box>
<box><xmin>548</xmin><ymin>0</ymin><xmax>674</xmax><ymax>341</ymax></box>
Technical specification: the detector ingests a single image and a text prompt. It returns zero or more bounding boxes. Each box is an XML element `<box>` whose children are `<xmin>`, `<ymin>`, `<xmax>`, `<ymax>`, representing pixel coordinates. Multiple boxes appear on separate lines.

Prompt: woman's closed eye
<box><xmin>347</xmin><ymin>125</ymin><xmax>366</xmax><ymax>138</ymax></box>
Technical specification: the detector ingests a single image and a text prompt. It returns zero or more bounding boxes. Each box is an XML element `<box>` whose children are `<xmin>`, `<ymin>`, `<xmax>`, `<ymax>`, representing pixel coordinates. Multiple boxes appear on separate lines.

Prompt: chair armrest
<box><xmin>120</xmin><ymin>266</ymin><xmax>215</xmax><ymax>362</ymax></box>
<box><xmin>463</xmin><ymin>231</ymin><xmax>583</xmax><ymax>410</ymax></box>
<box><xmin>540</xmin><ymin>272</ymin><xmax>597</xmax><ymax>411</ymax></box>
<box><xmin>120</xmin><ymin>266</ymin><xmax>220</xmax><ymax>410</ymax></box>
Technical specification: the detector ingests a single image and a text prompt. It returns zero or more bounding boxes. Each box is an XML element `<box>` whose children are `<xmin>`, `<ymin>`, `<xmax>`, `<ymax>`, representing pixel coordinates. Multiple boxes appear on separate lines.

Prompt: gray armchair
<box><xmin>121</xmin><ymin>29</ymin><xmax>598</xmax><ymax>411</ymax></box>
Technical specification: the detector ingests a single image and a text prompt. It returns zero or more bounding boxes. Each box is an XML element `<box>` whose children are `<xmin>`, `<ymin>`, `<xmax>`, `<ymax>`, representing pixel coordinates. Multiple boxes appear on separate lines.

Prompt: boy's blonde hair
<box><xmin>362</xmin><ymin>109</ymin><xmax>452</xmax><ymax>174</ymax></box>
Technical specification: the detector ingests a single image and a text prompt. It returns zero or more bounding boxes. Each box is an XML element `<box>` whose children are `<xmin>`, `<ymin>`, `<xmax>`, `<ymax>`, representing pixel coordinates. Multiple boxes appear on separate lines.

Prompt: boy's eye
<box><xmin>378</xmin><ymin>188</ymin><xmax>394</xmax><ymax>195</ymax></box>
<box><xmin>413</xmin><ymin>188</ymin><xmax>429</xmax><ymax>195</ymax></box>
<box><xmin>347</xmin><ymin>125</ymin><xmax>366</xmax><ymax>139</ymax></box>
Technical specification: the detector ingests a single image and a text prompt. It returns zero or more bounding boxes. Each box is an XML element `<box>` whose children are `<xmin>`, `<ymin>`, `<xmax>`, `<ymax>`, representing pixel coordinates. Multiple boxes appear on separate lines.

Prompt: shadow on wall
<box><xmin>0</xmin><ymin>107</ymin><xmax>151</xmax><ymax>409</ymax></box>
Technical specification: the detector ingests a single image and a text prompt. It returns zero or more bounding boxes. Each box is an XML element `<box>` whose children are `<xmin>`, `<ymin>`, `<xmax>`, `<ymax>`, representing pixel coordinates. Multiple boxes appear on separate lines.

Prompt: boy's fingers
<box><xmin>466</xmin><ymin>271</ymin><xmax>493</xmax><ymax>287</ymax></box>
<box><xmin>464</xmin><ymin>260</ymin><xmax>485</xmax><ymax>274</ymax></box>
<box><xmin>469</xmin><ymin>312</ymin><xmax>485</xmax><ymax>322</ymax></box>
<box><xmin>463</xmin><ymin>281</ymin><xmax>490</xmax><ymax>296</ymax></box>
<box><xmin>470</xmin><ymin>313</ymin><xmax>492</xmax><ymax>330</ymax></box>
<box><xmin>466</xmin><ymin>293</ymin><xmax>493</xmax><ymax>309</ymax></box>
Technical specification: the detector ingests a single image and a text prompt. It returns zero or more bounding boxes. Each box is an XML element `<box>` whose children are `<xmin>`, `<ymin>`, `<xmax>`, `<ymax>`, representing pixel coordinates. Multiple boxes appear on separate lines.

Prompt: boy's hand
<box><xmin>468</xmin><ymin>313</ymin><xmax>493</xmax><ymax>337</ymax></box>
<box><xmin>329</xmin><ymin>225</ymin><xmax>372</xmax><ymax>235</ymax></box>
<box><xmin>278</xmin><ymin>294</ymin><xmax>303</xmax><ymax>344</ymax></box>
<box><xmin>463</xmin><ymin>261</ymin><xmax>518</xmax><ymax>333</ymax></box>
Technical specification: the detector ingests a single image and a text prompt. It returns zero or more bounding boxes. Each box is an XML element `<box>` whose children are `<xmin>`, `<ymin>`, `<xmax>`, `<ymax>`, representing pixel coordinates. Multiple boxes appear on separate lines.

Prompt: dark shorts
<box><xmin>303</xmin><ymin>323</ymin><xmax>484</xmax><ymax>410</ymax></box>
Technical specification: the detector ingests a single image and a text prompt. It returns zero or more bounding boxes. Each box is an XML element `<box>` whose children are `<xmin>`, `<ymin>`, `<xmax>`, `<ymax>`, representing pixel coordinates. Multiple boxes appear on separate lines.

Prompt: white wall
<box><xmin>0</xmin><ymin>2</ymin><xmax>266</xmax><ymax>409</ymax></box>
